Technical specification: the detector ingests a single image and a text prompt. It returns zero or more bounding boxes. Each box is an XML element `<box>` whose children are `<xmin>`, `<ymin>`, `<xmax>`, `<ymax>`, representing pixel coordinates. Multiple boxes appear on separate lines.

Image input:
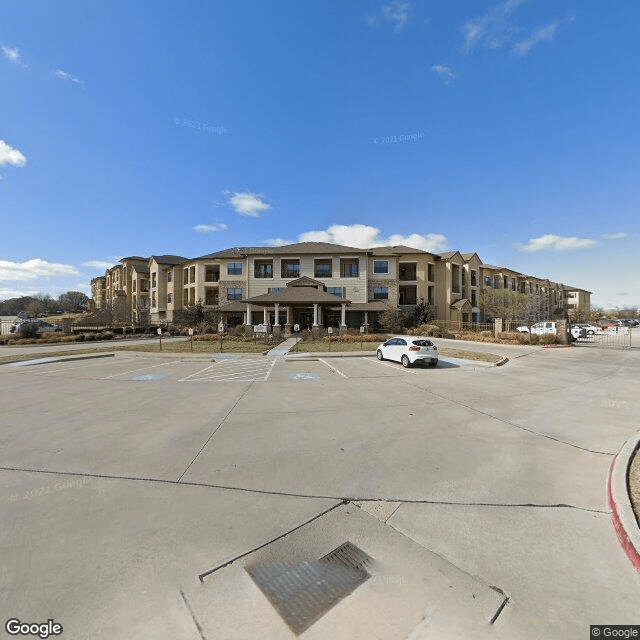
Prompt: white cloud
<box><xmin>283</xmin><ymin>224</ymin><xmax>448</xmax><ymax>252</ymax></box>
<box><xmin>54</xmin><ymin>69</ymin><xmax>81</xmax><ymax>84</ymax></box>
<box><xmin>1</xmin><ymin>45</ymin><xmax>21</xmax><ymax>64</ymax></box>
<box><xmin>0</xmin><ymin>259</ymin><xmax>80</xmax><ymax>282</ymax></box>
<box><xmin>368</xmin><ymin>2</ymin><xmax>413</xmax><ymax>34</ymax></box>
<box><xmin>431</xmin><ymin>64</ymin><xmax>457</xmax><ymax>83</ymax></box>
<box><xmin>513</xmin><ymin>20</ymin><xmax>559</xmax><ymax>56</ymax></box>
<box><xmin>193</xmin><ymin>223</ymin><xmax>228</xmax><ymax>233</ymax></box>
<box><xmin>75</xmin><ymin>283</ymin><xmax>91</xmax><ymax>291</ymax></box>
<box><xmin>0</xmin><ymin>140</ymin><xmax>27</xmax><ymax>167</ymax></box>
<box><xmin>82</xmin><ymin>260</ymin><xmax>114</xmax><ymax>270</ymax></box>
<box><xmin>601</xmin><ymin>232</ymin><xmax>627</xmax><ymax>241</ymax></box>
<box><xmin>0</xmin><ymin>287</ymin><xmax>41</xmax><ymax>300</ymax></box>
<box><xmin>462</xmin><ymin>0</ymin><xmax>527</xmax><ymax>54</ymax></box>
<box><xmin>266</xmin><ymin>238</ymin><xmax>295</xmax><ymax>247</ymax></box>
<box><xmin>518</xmin><ymin>234</ymin><xmax>597</xmax><ymax>252</ymax></box>
<box><xmin>228</xmin><ymin>190</ymin><xmax>271</xmax><ymax>217</ymax></box>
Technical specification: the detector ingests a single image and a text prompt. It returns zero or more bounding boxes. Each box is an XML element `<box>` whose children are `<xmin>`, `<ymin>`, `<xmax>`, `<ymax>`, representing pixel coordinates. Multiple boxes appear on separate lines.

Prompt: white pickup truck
<box><xmin>516</xmin><ymin>322</ymin><xmax>584</xmax><ymax>339</ymax></box>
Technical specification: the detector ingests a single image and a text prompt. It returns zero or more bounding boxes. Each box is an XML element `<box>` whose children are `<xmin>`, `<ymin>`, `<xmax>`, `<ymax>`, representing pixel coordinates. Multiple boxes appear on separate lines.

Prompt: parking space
<box><xmin>1</xmin><ymin>346</ymin><xmax>640</xmax><ymax>639</ymax></box>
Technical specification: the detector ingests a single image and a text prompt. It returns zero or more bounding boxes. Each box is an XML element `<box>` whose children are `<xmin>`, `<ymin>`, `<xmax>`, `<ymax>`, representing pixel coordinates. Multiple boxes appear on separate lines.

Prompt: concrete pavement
<box><xmin>0</xmin><ymin>347</ymin><xmax>639</xmax><ymax>638</ymax></box>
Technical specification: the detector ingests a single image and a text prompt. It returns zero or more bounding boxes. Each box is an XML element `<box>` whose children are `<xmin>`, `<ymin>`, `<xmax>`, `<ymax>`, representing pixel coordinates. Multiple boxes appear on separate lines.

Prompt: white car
<box><xmin>376</xmin><ymin>336</ymin><xmax>438</xmax><ymax>368</ymax></box>
<box><xmin>574</xmin><ymin>323</ymin><xmax>599</xmax><ymax>335</ymax></box>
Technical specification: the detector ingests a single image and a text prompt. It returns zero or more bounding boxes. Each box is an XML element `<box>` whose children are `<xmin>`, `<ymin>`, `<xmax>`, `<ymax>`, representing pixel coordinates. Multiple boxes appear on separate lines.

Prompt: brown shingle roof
<box><xmin>246</xmin><ymin>286</ymin><xmax>349</xmax><ymax>304</ymax></box>
<box><xmin>150</xmin><ymin>255</ymin><xmax>188</xmax><ymax>265</ymax></box>
<box><xmin>195</xmin><ymin>242</ymin><xmax>368</xmax><ymax>260</ymax></box>
<box><xmin>369</xmin><ymin>245</ymin><xmax>431</xmax><ymax>256</ymax></box>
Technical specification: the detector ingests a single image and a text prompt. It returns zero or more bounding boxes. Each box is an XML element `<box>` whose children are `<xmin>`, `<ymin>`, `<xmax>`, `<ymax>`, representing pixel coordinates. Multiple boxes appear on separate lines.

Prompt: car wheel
<box><xmin>401</xmin><ymin>355</ymin><xmax>410</xmax><ymax>368</ymax></box>
<box><xmin>376</xmin><ymin>349</ymin><xmax>384</xmax><ymax>361</ymax></box>
<box><xmin>429</xmin><ymin>360</ymin><xmax>438</xmax><ymax>367</ymax></box>
<box><xmin>587</xmin><ymin>330</ymin><xmax>595</xmax><ymax>335</ymax></box>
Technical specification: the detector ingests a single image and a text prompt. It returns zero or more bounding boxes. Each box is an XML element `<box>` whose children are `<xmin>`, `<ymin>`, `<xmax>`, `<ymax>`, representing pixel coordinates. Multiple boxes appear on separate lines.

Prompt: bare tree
<box><xmin>479</xmin><ymin>289</ymin><xmax>529</xmax><ymax>321</ymax></box>
<box><xmin>58</xmin><ymin>291</ymin><xmax>90</xmax><ymax>313</ymax></box>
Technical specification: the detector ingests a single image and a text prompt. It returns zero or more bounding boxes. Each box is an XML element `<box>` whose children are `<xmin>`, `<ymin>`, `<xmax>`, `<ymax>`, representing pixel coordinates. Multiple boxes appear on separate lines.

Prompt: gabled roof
<box><xmin>438</xmin><ymin>251</ymin><xmax>464</xmax><ymax>262</ymax></box>
<box><xmin>195</xmin><ymin>242</ymin><xmax>367</xmax><ymax>260</ymax></box>
<box><xmin>131</xmin><ymin>265</ymin><xmax>150</xmax><ymax>274</ymax></box>
<box><xmin>286</xmin><ymin>276</ymin><xmax>325</xmax><ymax>289</ymax></box>
<box><xmin>450</xmin><ymin>298</ymin><xmax>472</xmax><ymax>309</ymax></box>
<box><xmin>461</xmin><ymin>252</ymin><xmax>482</xmax><ymax>263</ymax></box>
<box><xmin>150</xmin><ymin>255</ymin><xmax>188</xmax><ymax>265</ymax></box>
<box><xmin>369</xmin><ymin>245</ymin><xmax>432</xmax><ymax>256</ymax></box>
<box><xmin>120</xmin><ymin>256</ymin><xmax>148</xmax><ymax>263</ymax></box>
<box><xmin>246</xmin><ymin>287</ymin><xmax>349</xmax><ymax>304</ymax></box>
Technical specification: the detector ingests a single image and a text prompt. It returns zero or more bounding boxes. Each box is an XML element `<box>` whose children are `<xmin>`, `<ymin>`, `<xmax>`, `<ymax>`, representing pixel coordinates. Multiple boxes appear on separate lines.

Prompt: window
<box><xmin>327</xmin><ymin>287</ymin><xmax>343</xmax><ymax>297</ymax></box>
<box><xmin>373</xmin><ymin>287</ymin><xmax>389</xmax><ymax>300</ymax></box>
<box><xmin>340</xmin><ymin>259</ymin><xmax>359</xmax><ymax>278</ymax></box>
<box><xmin>314</xmin><ymin>259</ymin><xmax>332</xmax><ymax>278</ymax></box>
<box><xmin>205</xmin><ymin>289</ymin><xmax>218</xmax><ymax>305</ymax></box>
<box><xmin>470</xmin><ymin>270</ymin><xmax>477</xmax><ymax>286</ymax></box>
<box><xmin>227</xmin><ymin>262</ymin><xmax>242</xmax><ymax>276</ymax></box>
<box><xmin>484</xmin><ymin>275</ymin><xmax>492</xmax><ymax>286</ymax></box>
<box><xmin>399</xmin><ymin>263</ymin><xmax>416</xmax><ymax>281</ymax></box>
<box><xmin>428</xmin><ymin>263</ymin><xmax>434</xmax><ymax>281</ymax></box>
<box><xmin>167</xmin><ymin>271</ymin><xmax>172</xmax><ymax>283</ymax></box>
<box><xmin>151</xmin><ymin>292</ymin><xmax>156</xmax><ymax>307</ymax></box>
<box><xmin>205</xmin><ymin>266</ymin><xmax>219</xmax><ymax>282</ymax></box>
<box><xmin>189</xmin><ymin>266</ymin><xmax>195</xmax><ymax>283</ymax></box>
<box><xmin>373</xmin><ymin>260</ymin><xmax>388</xmax><ymax>274</ymax></box>
<box><xmin>132</xmin><ymin>280</ymin><xmax>137</xmax><ymax>292</ymax></box>
<box><xmin>167</xmin><ymin>293</ymin><xmax>172</xmax><ymax>304</ymax></box>
<box><xmin>269</xmin><ymin>287</ymin><xmax>284</xmax><ymax>293</ymax></box>
<box><xmin>151</xmin><ymin>273</ymin><xmax>157</xmax><ymax>288</ymax></box>
<box><xmin>254</xmin><ymin>260</ymin><xmax>273</xmax><ymax>278</ymax></box>
<box><xmin>281</xmin><ymin>259</ymin><xmax>300</xmax><ymax>278</ymax></box>
<box><xmin>183</xmin><ymin>268</ymin><xmax>189</xmax><ymax>285</ymax></box>
<box><xmin>227</xmin><ymin>288</ymin><xmax>242</xmax><ymax>300</ymax></box>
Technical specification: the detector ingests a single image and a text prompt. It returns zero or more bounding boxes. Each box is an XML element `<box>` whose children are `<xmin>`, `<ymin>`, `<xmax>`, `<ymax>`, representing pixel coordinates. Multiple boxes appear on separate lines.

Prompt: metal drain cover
<box><xmin>246</xmin><ymin>542</ymin><xmax>372</xmax><ymax>635</ymax></box>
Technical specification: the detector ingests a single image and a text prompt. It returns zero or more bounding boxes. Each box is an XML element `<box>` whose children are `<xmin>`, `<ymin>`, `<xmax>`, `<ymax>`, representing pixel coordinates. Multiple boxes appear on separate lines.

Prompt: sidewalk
<box><xmin>266</xmin><ymin>336</ymin><xmax>301</xmax><ymax>356</ymax></box>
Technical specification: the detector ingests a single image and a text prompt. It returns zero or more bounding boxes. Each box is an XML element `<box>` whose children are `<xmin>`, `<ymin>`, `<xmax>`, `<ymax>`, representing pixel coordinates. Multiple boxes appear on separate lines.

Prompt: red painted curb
<box><xmin>607</xmin><ymin>455</ymin><xmax>640</xmax><ymax>574</ymax></box>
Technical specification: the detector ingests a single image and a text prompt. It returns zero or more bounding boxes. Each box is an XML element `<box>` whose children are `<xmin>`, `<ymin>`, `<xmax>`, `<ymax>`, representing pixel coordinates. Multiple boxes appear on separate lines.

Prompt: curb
<box><xmin>2</xmin><ymin>353</ymin><xmax>115</xmax><ymax>367</ymax></box>
<box><xmin>607</xmin><ymin>432</ymin><xmax>640</xmax><ymax>574</ymax></box>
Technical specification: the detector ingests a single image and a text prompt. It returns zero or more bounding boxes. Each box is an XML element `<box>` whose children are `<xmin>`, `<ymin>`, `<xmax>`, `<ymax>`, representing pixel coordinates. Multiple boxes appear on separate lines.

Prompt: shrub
<box><xmin>17</xmin><ymin>323</ymin><xmax>40</xmax><ymax>339</ymax></box>
<box><xmin>538</xmin><ymin>333</ymin><xmax>558</xmax><ymax>345</ymax></box>
<box><xmin>74</xmin><ymin>333</ymin><xmax>85</xmax><ymax>342</ymax></box>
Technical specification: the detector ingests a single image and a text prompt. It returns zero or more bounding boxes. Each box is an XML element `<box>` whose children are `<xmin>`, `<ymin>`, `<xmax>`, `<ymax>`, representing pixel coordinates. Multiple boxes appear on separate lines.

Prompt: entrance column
<box><xmin>245</xmin><ymin>303</ymin><xmax>252</xmax><ymax>325</ymax></box>
<box><xmin>364</xmin><ymin>311</ymin><xmax>369</xmax><ymax>331</ymax></box>
<box><xmin>340</xmin><ymin>303</ymin><xmax>347</xmax><ymax>334</ymax></box>
<box><xmin>263</xmin><ymin>307</ymin><xmax>269</xmax><ymax>324</ymax></box>
<box><xmin>274</xmin><ymin>303</ymin><xmax>280</xmax><ymax>326</ymax></box>
<box><xmin>284</xmin><ymin>306</ymin><xmax>292</xmax><ymax>336</ymax></box>
<box><xmin>313</xmin><ymin>303</ymin><xmax>319</xmax><ymax>326</ymax></box>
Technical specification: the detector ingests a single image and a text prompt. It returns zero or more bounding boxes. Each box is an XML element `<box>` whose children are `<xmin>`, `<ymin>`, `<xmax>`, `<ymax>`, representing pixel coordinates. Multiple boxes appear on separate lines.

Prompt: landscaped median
<box><xmin>0</xmin><ymin>337</ymin><xmax>272</xmax><ymax>365</ymax></box>
<box><xmin>288</xmin><ymin>336</ymin><xmax>502</xmax><ymax>364</ymax></box>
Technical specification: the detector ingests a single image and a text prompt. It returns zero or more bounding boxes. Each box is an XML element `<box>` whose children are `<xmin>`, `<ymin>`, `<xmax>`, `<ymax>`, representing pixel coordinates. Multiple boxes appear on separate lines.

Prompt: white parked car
<box><xmin>574</xmin><ymin>323</ymin><xmax>599</xmax><ymax>335</ymax></box>
<box><xmin>376</xmin><ymin>336</ymin><xmax>438</xmax><ymax>368</ymax></box>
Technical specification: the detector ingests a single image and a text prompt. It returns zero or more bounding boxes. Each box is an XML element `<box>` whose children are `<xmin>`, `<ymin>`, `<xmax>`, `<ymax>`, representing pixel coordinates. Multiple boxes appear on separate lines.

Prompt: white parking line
<box><xmin>101</xmin><ymin>360</ymin><xmax>180</xmax><ymax>379</ymax></box>
<box><xmin>178</xmin><ymin>363</ymin><xmax>216</xmax><ymax>382</ymax></box>
<box><xmin>318</xmin><ymin>358</ymin><xmax>348</xmax><ymax>378</ymax></box>
<box><xmin>180</xmin><ymin>358</ymin><xmax>277</xmax><ymax>383</ymax></box>
<box><xmin>365</xmin><ymin>358</ymin><xmax>419</xmax><ymax>375</ymax></box>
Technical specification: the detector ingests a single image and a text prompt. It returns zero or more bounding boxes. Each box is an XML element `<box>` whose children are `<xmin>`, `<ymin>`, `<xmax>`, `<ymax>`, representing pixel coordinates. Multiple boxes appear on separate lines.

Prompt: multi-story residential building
<box><xmin>90</xmin><ymin>242</ymin><xmax>591</xmax><ymax>331</ymax></box>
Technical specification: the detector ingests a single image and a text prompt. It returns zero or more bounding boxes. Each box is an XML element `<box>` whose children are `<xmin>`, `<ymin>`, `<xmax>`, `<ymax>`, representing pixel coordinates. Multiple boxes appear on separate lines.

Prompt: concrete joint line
<box><xmin>177</xmin><ymin>382</ymin><xmax>255</xmax><ymax>482</ymax></box>
<box><xmin>607</xmin><ymin>432</ymin><xmax>640</xmax><ymax>573</ymax></box>
<box><xmin>402</xmin><ymin>379</ymin><xmax>615</xmax><ymax>456</ymax></box>
<box><xmin>197</xmin><ymin>500</ymin><xmax>348</xmax><ymax>583</ymax></box>
<box><xmin>179</xmin><ymin>588</ymin><xmax>207</xmax><ymax>640</ymax></box>
<box><xmin>489</xmin><ymin>586</ymin><xmax>510</xmax><ymax>624</ymax></box>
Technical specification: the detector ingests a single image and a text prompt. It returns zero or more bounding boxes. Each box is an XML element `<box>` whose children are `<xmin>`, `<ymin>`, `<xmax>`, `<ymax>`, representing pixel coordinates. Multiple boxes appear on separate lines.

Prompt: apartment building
<box><xmin>90</xmin><ymin>241</ymin><xmax>591</xmax><ymax>331</ymax></box>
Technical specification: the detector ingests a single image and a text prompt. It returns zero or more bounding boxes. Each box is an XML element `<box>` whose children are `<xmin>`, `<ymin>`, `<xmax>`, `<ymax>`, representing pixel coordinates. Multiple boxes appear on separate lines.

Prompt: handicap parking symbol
<box><xmin>288</xmin><ymin>372</ymin><xmax>318</xmax><ymax>381</ymax></box>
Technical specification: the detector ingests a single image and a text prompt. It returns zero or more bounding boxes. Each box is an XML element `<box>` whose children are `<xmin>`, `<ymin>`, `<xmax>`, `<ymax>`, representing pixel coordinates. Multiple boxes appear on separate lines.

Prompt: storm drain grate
<box><xmin>246</xmin><ymin>542</ymin><xmax>373</xmax><ymax>635</ymax></box>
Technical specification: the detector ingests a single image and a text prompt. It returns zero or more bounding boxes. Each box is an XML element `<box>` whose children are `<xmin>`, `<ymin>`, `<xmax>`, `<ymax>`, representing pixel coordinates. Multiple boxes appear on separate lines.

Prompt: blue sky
<box><xmin>1</xmin><ymin>0</ymin><xmax>638</xmax><ymax>309</ymax></box>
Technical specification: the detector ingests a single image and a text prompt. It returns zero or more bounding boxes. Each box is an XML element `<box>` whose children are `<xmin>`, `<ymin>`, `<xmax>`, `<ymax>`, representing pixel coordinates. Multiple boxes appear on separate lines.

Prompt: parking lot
<box><xmin>1</xmin><ymin>347</ymin><xmax>639</xmax><ymax>639</ymax></box>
